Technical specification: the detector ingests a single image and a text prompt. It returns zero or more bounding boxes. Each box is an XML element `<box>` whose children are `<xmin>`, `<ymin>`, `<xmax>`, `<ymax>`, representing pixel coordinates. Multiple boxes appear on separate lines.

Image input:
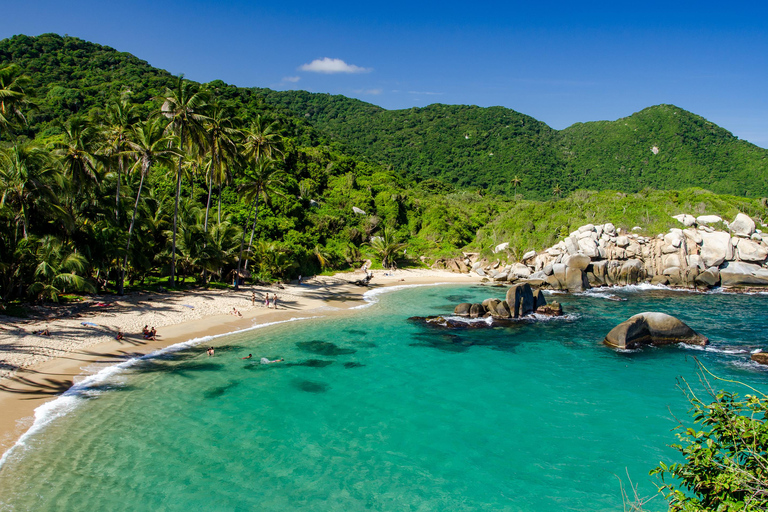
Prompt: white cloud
<box><xmin>408</xmin><ymin>90</ymin><xmax>443</xmax><ymax>96</ymax></box>
<box><xmin>300</xmin><ymin>58</ymin><xmax>372</xmax><ymax>74</ymax></box>
<box><xmin>282</xmin><ymin>76</ymin><xmax>301</xmax><ymax>83</ymax></box>
<box><xmin>353</xmin><ymin>88</ymin><xmax>383</xmax><ymax>95</ymax></box>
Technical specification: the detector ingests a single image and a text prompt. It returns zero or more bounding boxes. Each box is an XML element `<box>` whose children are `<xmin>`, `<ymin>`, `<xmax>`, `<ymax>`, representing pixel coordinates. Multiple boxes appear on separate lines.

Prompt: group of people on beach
<box><xmin>142</xmin><ymin>325</ymin><xmax>157</xmax><ymax>340</ymax></box>
<box><xmin>263</xmin><ymin>293</ymin><xmax>279</xmax><ymax>309</ymax></box>
<box><xmin>249</xmin><ymin>291</ymin><xmax>279</xmax><ymax>309</ymax></box>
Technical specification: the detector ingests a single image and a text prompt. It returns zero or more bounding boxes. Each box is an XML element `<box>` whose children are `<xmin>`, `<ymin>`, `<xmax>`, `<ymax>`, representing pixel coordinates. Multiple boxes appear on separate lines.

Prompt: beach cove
<box><xmin>1</xmin><ymin>278</ymin><xmax>767</xmax><ymax>510</ymax></box>
<box><xmin>0</xmin><ymin>270</ymin><xmax>481</xmax><ymax>458</ymax></box>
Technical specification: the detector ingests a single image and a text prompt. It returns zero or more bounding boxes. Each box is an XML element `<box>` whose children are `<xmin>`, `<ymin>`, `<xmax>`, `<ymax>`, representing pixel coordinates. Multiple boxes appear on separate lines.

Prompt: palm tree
<box><xmin>160</xmin><ymin>77</ymin><xmax>209</xmax><ymax>286</ymax></box>
<box><xmin>0</xmin><ymin>64</ymin><xmax>33</xmax><ymax>136</ymax></box>
<box><xmin>97</xmin><ymin>95</ymin><xmax>138</xmax><ymax>221</ymax></box>
<box><xmin>241</xmin><ymin>115</ymin><xmax>284</xmax><ymax>164</ymax></box>
<box><xmin>368</xmin><ymin>228</ymin><xmax>406</xmax><ymax>269</ymax></box>
<box><xmin>511</xmin><ymin>175</ymin><xmax>522</xmax><ymax>198</ymax></box>
<box><xmin>234</xmin><ymin>158</ymin><xmax>288</xmax><ymax>288</ymax></box>
<box><xmin>552</xmin><ymin>184</ymin><xmax>563</xmax><ymax>198</ymax></box>
<box><xmin>205</xmin><ymin>103</ymin><xmax>240</xmax><ymax>227</ymax></box>
<box><xmin>121</xmin><ymin>118</ymin><xmax>180</xmax><ymax>294</ymax></box>
<box><xmin>28</xmin><ymin>235</ymin><xmax>95</xmax><ymax>302</ymax></box>
<box><xmin>55</xmin><ymin>117</ymin><xmax>101</xmax><ymax>194</ymax></box>
<box><xmin>0</xmin><ymin>141</ymin><xmax>59</xmax><ymax>241</ymax></box>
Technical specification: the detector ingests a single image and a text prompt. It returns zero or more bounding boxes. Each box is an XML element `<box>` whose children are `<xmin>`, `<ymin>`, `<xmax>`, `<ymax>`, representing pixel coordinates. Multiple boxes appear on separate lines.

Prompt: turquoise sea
<box><xmin>1</xmin><ymin>284</ymin><xmax>767</xmax><ymax>511</ymax></box>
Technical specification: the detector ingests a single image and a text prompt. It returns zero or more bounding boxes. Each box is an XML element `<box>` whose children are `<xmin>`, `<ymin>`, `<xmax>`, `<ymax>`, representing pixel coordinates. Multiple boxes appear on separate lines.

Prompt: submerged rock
<box><xmin>604</xmin><ymin>312</ymin><xmax>708</xmax><ymax>350</ymax></box>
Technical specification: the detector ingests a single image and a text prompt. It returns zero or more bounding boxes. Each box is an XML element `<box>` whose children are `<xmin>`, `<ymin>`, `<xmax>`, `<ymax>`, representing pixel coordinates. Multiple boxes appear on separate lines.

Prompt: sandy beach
<box><xmin>0</xmin><ymin>269</ymin><xmax>481</xmax><ymax>456</ymax></box>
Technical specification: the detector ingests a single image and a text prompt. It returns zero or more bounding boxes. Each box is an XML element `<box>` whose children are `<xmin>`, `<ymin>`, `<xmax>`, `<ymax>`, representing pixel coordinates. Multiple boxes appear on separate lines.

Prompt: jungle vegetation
<box><xmin>1</xmin><ymin>33</ymin><xmax>767</xmax><ymax>304</ymax></box>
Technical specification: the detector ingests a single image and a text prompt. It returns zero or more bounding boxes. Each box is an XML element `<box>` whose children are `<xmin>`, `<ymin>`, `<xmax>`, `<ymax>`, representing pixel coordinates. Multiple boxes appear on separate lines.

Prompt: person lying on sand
<box><xmin>230</xmin><ymin>307</ymin><xmax>242</xmax><ymax>316</ymax></box>
<box><xmin>35</xmin><ymin>328</ymin><xmax>51</xmax><ymax>336</ymax></box>
<box><xmin>260</xmin><ymin>357</ymin><xmax>284</xmax><ymax>364</ymax></box>
<box><xmin>115</xmin><ymin>330</ymin><xmax>124</xmax><ymax>341</ymax></box>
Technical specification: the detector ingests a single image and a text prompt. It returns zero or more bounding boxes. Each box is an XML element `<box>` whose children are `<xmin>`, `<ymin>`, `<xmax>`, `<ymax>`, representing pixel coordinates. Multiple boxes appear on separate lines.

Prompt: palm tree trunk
<box><xmin>244</xmin><ymin>190</ymin><xmax>260</xmax><ymax>271</ymax></box>
<box><xmin>204</xmin><ymin>172</ymin><xmax>213</xmax><ymax>232</ymax></box>
<box><xmin>115</xmin><ymin>156</ymin><xmax>123</xmax><ymax>222</ymax></box>
<box><xmin>171</xmin><ymin>156</ymin><xmax>182</xmax><ymax>287</ymax></box>
<box><xmin>120</xmin><ymin>167</ymin><xmax>147</xmax><ymax>295</ymax></box>
<box><xmin>217</xmin><ymin>182</ymin><xmax>222</xmax><ymax>225</ymax></box>
<box><xmin>234</xmin><ymin>200</ymin><xmax>257</xmax><ymax>290</ymax></box>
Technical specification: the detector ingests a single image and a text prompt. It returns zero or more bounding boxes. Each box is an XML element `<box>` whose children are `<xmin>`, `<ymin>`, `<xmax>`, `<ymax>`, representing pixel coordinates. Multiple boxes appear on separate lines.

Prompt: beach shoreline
<box><xmin>0</xmin><ymin>269</ymin><xmax>481</xmax><ymax>456</ymax></box>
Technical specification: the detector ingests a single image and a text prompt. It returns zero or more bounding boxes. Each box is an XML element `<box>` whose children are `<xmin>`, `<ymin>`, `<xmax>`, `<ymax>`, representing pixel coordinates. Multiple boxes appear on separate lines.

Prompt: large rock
<box><xmin>672</xmin><ymin>214</ymin><xmax>696</xmax><ymax>227</ymax></box>
<box><xmin>494</xmin><ymin>300</ymin><xmax>512</xmax><ymax>318</ymax></box>
<box><xmin>752</xmin><ymin>352</ymin><xmax>768</xmax><ymax>366</ymax></box>
<box><xmin>578</xmin><ymin>238</ymin><xmax>599</xmax><ymax>258</ymax></box>
<box><xmin>697</xmin><ymin>215</ymin><xmax>722</xmax><ymax>225</ymax></box>
<box><xmin>695</xmin><ymin>268</ymin><xmax>720</xmax><ymax>288</ymax></box>
<box><xmin>565</xmin><ymin>267</ymin><xmax>588</xmax><ymax>292</ymax></box>
<box><xmin>730</xmin><ymin>213</ymin><xmax>756</xmax><ymax>237</ymax></box>
<box><xmin>493</xmin><ymin>242</ymin><xmax>509</xmax><ymax>253</ymax></box>
<box><xmin>510</xmin><ymin>263</ymin><xmax>532</xmax><ymax>279</ymax></box>
<box><xmin>454</xmin><ymin>303</ymin><xmax>472</xmax><ymax>316</ymax></box>
<box><xmin>735</xmin><ymin>239</ymin><xmax>768</xmax><ymax>262</ymax></box>
<box><xmin>469</xmin><ymin>303</ymin><xmax>486</xmax><ymax>319</ymax></box>
<box><xmin>699</xmin><ymin>231</ymin><xmax>733</xmax><ymax>267</ymax></box>
<box><xmin>506</xmin><ymin>283</ymin><xmax>535</xmax><ymax>318</ymax></box>
<box><xmin>604</xmin><ymin>312</ymin><xmax>708</xmax><ymax>349</ymax></box>
<box><xmin>567</xmin><ymin>254</ymin><xmax>591</xmax><ymax>271</ymax></box>
<box><xmin>533</xmin><ymin>289</ymin><xmax>546</xmax><ymax>309</ymax></box>
<box><xmin>719</xmin><ymin>261</ymin><xmax>768</xmax><ymax>287</ymax></box>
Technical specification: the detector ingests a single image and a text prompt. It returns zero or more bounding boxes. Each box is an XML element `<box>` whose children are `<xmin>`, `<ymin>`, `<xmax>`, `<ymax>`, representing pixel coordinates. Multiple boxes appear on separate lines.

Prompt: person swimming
<box><xmin>260</xmin><ymin>357</ymin><xmax>284</xmax><ymax>364</ymax></box>
<box><xmin>242</xmin><ymin>354</ymin><xmax>252</xmax><ymax>359</ymax></box>
<box><xmin>207</xmin><ymin>347</ymin><xmax>215</xmax><ymax>356</ymax></box>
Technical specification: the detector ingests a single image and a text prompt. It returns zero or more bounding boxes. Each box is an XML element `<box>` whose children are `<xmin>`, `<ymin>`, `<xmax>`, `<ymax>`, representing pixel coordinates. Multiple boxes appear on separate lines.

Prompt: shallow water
<box><xmin>1</xmin><ymin>284</ymin><xmax>767</xmax><ymax>511</ymax></box>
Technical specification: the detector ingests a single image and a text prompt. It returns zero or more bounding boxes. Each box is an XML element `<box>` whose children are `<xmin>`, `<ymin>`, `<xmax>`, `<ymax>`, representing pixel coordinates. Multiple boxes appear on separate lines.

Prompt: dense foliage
<box><xmin>652</xmin><ymin>368</ymin><xmax>768</xmax><ymax>511</ymax></box>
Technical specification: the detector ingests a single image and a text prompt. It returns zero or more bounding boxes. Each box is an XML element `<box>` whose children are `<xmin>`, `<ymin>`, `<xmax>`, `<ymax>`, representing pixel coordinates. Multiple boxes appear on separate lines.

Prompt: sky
<box><xmin>5</xmin><ymin>1</ymin><xmax>768</xmax><ymax>147</ymax></box>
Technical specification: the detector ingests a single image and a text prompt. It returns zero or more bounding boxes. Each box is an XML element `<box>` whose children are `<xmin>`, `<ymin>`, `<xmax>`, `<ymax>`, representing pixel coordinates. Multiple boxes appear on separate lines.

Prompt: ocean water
<box><xmin>1</xmin><ymin>284</ymin><xmax>767</xmax><ymax>511</ymax></box>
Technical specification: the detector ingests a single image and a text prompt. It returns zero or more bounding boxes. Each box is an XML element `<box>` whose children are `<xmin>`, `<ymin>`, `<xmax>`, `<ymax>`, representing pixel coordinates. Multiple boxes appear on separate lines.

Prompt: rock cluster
<box><xmin>435</xmin><ymin>212</ymin><xmax>768</xmax><ymax>292</ymax></box>
<box><xmin>453</xmin><ymin>283</ymin><xmax>562</xmax><ymax>320</ymax></box>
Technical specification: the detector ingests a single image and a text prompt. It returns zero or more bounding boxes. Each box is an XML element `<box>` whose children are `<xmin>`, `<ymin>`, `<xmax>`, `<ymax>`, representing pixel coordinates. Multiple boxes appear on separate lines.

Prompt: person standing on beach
<box><xmin>273</xmin><ymin>295</ymin><xmax>278</xmax><ymax>309</ymax></box>
<box><xmin>251</xmin><ymin>292</ymin><xmax>256</xmax><ymax>306</ymax></box>
<box><xmin>265</xmin><ymin>293</ymin><xmax>270</xmax><ymax>308</ymax></box>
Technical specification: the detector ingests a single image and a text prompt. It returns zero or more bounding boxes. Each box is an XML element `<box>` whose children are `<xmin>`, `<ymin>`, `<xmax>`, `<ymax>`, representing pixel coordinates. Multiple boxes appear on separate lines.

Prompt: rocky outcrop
<box><xmin>461</xmin><ymin>211</ymin><xmax>768</xmax><ymax>293</ymax></box>
<box><xmin>752</xmin><ymin>352</ymin><xmax>768</xmax><ymax>366</ymax></box>
<box><xmin>604</xmin><ymin>312</ymin><xmax>708</xmax><ymax>350</ymax></box>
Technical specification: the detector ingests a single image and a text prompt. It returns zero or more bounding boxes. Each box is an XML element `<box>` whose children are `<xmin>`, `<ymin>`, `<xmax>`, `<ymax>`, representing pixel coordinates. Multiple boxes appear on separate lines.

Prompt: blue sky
<box><xmin>5</xmin><ymin>1</ymin><xmax>768</xmax><ymax>147</ymax></box>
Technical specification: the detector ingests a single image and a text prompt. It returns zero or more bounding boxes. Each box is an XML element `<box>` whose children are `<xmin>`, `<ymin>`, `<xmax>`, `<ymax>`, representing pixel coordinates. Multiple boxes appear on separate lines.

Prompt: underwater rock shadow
<box><xmin>203</xmin><ymin>380</ymin><xmax>241</xmax><ymax>399</ymax></box>
<box><xmin>292</xmin><ymin>379</ymin><xmax>329</xmax><ymax>393</ymax></box>
<box><xmin>296</xmin><ymin>340</ymin><xmax>356</xmax><ymax>356</ymax></box>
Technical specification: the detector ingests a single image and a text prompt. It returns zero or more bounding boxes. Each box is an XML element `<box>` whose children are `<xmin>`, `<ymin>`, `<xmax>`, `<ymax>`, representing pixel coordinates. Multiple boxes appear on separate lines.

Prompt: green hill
<box><xmin>2</xmin><ymin>33</ymin><xmax>767</xmax><ymax>199</ymax></box>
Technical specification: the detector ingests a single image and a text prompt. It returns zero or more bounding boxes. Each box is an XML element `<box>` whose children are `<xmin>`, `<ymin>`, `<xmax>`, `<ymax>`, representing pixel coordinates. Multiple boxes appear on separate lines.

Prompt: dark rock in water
<box><xmin>533</xmin><ymin>289</ymin><xmax>546</xmax><ymax>309</ymax></box>
<box><xmin>454</xmin><ymin>303</ymin><xmax>472</xmax><ymax>316</ymax></box>
<box><xmin>422</xmin><ymin>316</ymin><xmax>488</xmax><ymax>329</ymax></box>
<box><xmin>293</xmin><ymin>379</ymin><xmax>329</xmax><ymax>393</ymax></box>
<box><xmin>536</xmin><ymin>302</ymin><xmax>562</xmax><ymax>316</ymax></box>
<box><xmin>604</xmin><ymin>312</ymin><xmax>708</xmax><ymax>350</ymax></box>
<box><xmin>751</xmin><ymin>352</ymin><xmax>768</xmax><ymax>366</ymax></box>
<box><xmin>506</xmin><ymin>283</ymin><xmax>535</xmax><ymax>317</ymax></box>
<box><xmin>494</xmin><ymin>300</ymin><xmax>512</xmax><ymax>318</ymax></box>
<box><xmin>296</xmin><ymin>340</ymin><xmax>356</xmax><ymax>356</ymax></box>
<box><xmin>352</xmin><ymin>340</ymin><xmax>377</xmax><ymax>348</ymax></box>
<box><xmin>469</xmin><ymin>303</ymin><xmax>486</xmax><ymax>318</ymax></box>
<box><xmin>344</xmin><ymin>329</ymin><xmax>368</xmax><ymax>336</ymax></box>
<box><xmin>343</xmin><ymin>362</ymin><xmax>365</xmax><ymax>368</ymax></box>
